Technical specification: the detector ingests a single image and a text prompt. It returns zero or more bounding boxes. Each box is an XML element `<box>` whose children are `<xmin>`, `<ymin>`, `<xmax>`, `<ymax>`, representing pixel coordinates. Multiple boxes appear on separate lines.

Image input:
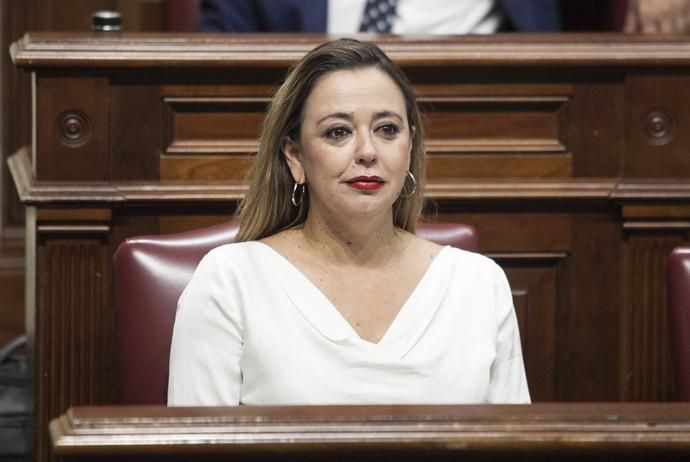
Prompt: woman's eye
<box><xmin>325</xmin><ymin>127</ymin><xmax>350</xmax><ymax>140</ymax></box>
<box><xmin>376</xmin><ymin>123</ymin><xmax>400</xmax><ymax>138</ymax></box>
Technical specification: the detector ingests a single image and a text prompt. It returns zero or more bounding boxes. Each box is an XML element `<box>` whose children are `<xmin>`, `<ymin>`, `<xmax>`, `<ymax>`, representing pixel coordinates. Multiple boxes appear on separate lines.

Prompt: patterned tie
<box><xmin>359</xmin><ymin>0</ymin><xmax>398</xmax><ymax>33</ymax></box>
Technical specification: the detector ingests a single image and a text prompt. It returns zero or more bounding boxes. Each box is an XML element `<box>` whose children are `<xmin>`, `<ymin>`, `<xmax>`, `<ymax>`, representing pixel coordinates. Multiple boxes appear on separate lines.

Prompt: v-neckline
<box><xmin>250</xmin><ymin>241</ymin><xmax>451</xmax><ymax>350</ymax></box>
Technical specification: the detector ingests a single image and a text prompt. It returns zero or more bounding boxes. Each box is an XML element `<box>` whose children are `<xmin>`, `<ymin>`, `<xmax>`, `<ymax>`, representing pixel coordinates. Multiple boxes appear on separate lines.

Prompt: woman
<box><xmin>168</xmin><ymin>39</ymin><xmax>529</xmax><ymax>405</ymax></box>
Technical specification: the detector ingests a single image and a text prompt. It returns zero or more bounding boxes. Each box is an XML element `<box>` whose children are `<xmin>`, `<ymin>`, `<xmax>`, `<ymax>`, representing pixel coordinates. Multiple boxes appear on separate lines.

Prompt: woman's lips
<box><xmin>346</xmin><ymin>176</ymin><xmax>384</xmax><ymax>190</ymax></box>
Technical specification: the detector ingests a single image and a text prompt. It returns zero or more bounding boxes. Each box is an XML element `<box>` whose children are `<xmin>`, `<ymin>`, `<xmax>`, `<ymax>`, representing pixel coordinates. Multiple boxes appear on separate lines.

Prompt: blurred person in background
<box><xmin>199</xmin><ymin>0</ymin><xmax>561</xmax><ymax>34</ymax></box>
<box><xmin>624</xmin><ymin>0</ymin><xmax>690</xmax><ymax>33</ymax></box>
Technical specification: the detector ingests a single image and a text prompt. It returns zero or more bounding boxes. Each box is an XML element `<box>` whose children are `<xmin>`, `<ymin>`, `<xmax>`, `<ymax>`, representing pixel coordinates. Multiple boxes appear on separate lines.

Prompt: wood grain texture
<box><xmin>36</xmin><ymin>76</ymin><xmax>110</xmax><ymax>181</ymax></box>
<box><xmin>13</xmin><ymin>33</ymin><xmax>690</xmax><ymax>68</ymax></box>
<box><xmin>49</xmin><ymin>404</ymin><xmax>690</xmax><ymax>460</ymax></box>
<box><xmin>110</xmin><ymin>81</ymin><xmax>162</xmax><ymax>181</ymax></box>
<box><xmin>502</xmin><ymin>263</ymin><xmax>559</xmax><ymax>401</ymax></box>
<box><xmin>555</xmin><ymin>210</ymin><xmax>622</xmax><ymax>401</ymax></box>
<box><xmin>34</xmin><ymin>233</ymin><xmax>112</xmax><ymax>462</ymax></box>
<box><xmin>621</xmin><ymin>234</ymin><xmax>687</xmax><ymax>401</ymax></box>
<box><xmin>625</xmin><ymin>75</ymin><xmax>690</xmax><ymax>179</ymax></box>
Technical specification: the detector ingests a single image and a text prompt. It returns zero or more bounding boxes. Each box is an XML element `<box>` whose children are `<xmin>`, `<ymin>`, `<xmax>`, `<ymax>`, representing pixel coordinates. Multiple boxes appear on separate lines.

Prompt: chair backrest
<box><xmin>113</xmin><ymin>221</ymin><xmax>479</xmax><ymax>404</ymax></box>
<box><xmin>667</xmin><ymin>246</ymin><xmax>690</xmax><ymax>401</ymax></box>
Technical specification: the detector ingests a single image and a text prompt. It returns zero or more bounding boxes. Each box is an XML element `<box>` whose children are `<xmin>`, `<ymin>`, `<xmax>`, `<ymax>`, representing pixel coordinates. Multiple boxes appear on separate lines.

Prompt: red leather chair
<box><xmin>166</xmin><ymin>0</ymin><xmax>200</xmax><ymax>31</ymax></box>
<box><xmin>113</xmin><ymin>221</ymin><xmax>479</xmax><ymax>404</ymax></box>
<box><xmin>667</xmin><ymin>246</ymin><xmax>690</xmax><ymax>401</ymax></box>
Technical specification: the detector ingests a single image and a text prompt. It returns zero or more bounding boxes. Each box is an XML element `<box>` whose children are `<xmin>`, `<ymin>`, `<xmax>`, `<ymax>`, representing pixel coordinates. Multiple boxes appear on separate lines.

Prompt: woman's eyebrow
<box><xmin>373</xmin><ymin>110</ymin><xmax>403</xmax><ymax>122</ymax></box>
<box><xmin>316</xmin><ymin>110</ymin><xmax>403</xmax><ymax>125</ymax></box>
<box><xmin>316</xmin><ymin>112</ymin><xmax>353</xmax><ymax>125</ymax></box>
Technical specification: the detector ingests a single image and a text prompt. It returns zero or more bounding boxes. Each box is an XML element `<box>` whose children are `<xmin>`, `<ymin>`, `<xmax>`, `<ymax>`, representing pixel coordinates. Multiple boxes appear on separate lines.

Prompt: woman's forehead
<box><xmin>304</xmin><ymin>68</ymin><xmax>406</xmax><ymax>119</ymax></box>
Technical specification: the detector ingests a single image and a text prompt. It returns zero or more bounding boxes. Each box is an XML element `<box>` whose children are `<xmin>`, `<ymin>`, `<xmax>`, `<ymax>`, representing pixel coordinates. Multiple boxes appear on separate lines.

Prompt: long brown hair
<box><xmin>235</xmin><ymin>38</ymin><xmax>426</xmax><ymax>242</ymax></box>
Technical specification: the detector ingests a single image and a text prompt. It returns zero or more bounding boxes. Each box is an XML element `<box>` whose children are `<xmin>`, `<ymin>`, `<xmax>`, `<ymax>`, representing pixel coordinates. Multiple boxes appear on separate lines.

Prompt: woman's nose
<box><xmin>356</xmin><ymin>131</ymin><xmax>377</xmax><ymax>164</ymax></box>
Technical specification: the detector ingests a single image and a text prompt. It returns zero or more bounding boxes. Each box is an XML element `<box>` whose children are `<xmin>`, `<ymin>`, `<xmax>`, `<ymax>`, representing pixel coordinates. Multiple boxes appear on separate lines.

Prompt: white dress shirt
<box><xmin>327</xmin><ymin>0</ymin><xmax>504</xmax><ymax>34</ymax></box>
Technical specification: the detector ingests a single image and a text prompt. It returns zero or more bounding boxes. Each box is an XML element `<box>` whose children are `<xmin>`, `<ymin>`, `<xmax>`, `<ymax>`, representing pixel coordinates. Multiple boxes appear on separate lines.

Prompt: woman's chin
<box><xmin>339</xmin><ymin>197</ymin><xmax>397</xmax><ymax>221</ymax></box>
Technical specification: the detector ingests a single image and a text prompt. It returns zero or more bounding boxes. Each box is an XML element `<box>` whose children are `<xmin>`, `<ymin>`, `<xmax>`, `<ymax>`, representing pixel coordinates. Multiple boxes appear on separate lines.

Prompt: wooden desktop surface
<box><xmin>51</xmin><ymin>403</ymin><xmax>690</xmax><ymax>461</ymax></box>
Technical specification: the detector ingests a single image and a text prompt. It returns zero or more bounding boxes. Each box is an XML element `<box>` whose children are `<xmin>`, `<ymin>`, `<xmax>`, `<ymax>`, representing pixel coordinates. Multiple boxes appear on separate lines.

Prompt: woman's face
<box><xmin>283</xmin><ymin>67</ymin><xmax>413</xmax><ymax>224</ymax></box>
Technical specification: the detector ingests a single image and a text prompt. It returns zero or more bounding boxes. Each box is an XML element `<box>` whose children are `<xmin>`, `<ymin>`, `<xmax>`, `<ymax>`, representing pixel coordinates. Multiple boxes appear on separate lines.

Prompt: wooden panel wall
<box><xmin>0</xmin><ymin>2</ymin><xmax>167</xmax><ymax>460</ymax></box>
<box><xmin>0</xmin><ymin>0</ymin><xmax>166</xmax><ymax>352</ymax></box>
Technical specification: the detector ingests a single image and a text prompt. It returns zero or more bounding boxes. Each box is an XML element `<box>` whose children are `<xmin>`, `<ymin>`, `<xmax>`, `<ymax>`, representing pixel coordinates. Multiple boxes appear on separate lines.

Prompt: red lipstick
<box><xmin>346</xmin><ymin>176</ymin><xmax>384</xmax><ymax>191</ymax></box>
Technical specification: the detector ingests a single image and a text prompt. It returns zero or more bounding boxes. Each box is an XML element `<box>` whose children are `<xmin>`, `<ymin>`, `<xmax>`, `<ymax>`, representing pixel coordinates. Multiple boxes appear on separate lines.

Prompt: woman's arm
<box><xmin>488</xmin><ymin>265</ymin><xmax>531</xmax><ymax>404</ymax></box>
<box><xmin>168</xmin><ymin>248</ymin><xmax>244</xmax><ymax>405</ymax></box>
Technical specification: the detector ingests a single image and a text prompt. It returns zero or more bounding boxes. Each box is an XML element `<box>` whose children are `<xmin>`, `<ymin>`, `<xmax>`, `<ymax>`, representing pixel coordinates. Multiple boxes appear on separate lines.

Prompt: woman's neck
<box><xmin>299</xmin><ymin>211</ymin><xmax>404</xmax><ymax>268</ymax></box>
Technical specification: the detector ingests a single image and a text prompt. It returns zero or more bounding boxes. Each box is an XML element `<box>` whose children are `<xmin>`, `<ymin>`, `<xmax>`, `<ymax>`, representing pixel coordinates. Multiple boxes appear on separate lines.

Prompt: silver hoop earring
<box><xmin>291</xmin><ymin>182</ymin><xmax>305</xmax><ymax>207</ymax></box>
<box><xmin>400</xmin><ymin>171</ymin><xmax>417</xmax><ymax>199</ymax></box>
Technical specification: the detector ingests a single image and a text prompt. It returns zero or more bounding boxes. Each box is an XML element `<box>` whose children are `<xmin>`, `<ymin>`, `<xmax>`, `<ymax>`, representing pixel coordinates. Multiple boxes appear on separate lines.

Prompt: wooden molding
<box><xmin>36</xmin><ymin>224</ymin><xmax>110</xmax><ymax>233</ymax></box>
<box><xmin>7</xmin><ymin>146</ymin><xmax>32</xmax><ymax>203</ymax></box>
<box><xmin>11</xmin><ymin>146</ymin><xmax>690</xmax><ymax>206</ymax></box>
<box><xmin>50</xmin><ymin>404</ymin><xmax>690</xmax><ymax>456</ymax></box>
<box><xmin>12</xmin><ymin>33</ymin><xmax>690</xmax><ymax>69</ymax></box>
<box><xmin>9</xmin><ymin>147</ymin><xmax>619</xmax><ymax>204</ymax></box>
<box><xmin>487</xmin><ymin>252</ymin><xmax>568</xmax><ymax>262</ymax></box>
<box><xmin>614</xmin><ymin>181</ymin><xmax>690</xmax><ymax>200</ymax></box>
<box><xmin>623</xmin><ymin>221</ymin><xmax>690</xmax><ymax>230</ymax></box>
<box><xmin>37</xmin><ymin>208</ymin><xmax>112</xmax><ymax>222</ymax></box>
<box><xmin>424</xmin><ymin>180</ymin><xmax>615</xmax><ymax>200</ymax></box>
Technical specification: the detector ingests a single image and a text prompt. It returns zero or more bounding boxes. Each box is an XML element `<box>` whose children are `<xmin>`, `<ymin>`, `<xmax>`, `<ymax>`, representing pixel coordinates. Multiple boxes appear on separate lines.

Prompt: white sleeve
<box><xmin>488</xmin><ymin>264</ymin><xmax>531</xmax><ymax>404</ymax></box>
<box><xmin>167</xmin><ymin>248</ymin><xmax>243</xmax><ymax>406</ymax></box>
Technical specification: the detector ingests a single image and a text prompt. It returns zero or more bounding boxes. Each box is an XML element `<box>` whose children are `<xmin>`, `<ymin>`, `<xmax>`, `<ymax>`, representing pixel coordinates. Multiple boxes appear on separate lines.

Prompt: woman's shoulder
<box><xmin>190</xmin><ymin>241</ymin><xmax>278</xmax><ymax>288</ymax></box>
<box><xmin>410</xmin><ymin>231</ymin><xmax>492</xmax><ymax>266</ymax></box>
<box><xmin>400</xmin><ymin>231</ymin><xmax>441</xmax><ymax>258</ymax></box>
<box><xmin>442</xmin><ymin>244</ymin><xmax>499</xmax><ymax>266</ymax></box>
<box><xmin>258</xmin><ymin>228</ymin><xmax>298</xmax><ymax>250</ymax></box>
<box><xmin>255</xmin><ymin>229</ymin><xmax>305</xmax><ymax>263</ymax></box>
<box><xmin>206</xmin><ymin>240</ymin><xmax>261</xmax><ymax>256</ymax></box>
<box><xmin>433</xmin><ymin>244</ymin><xmax>505</xmax><ymax>282</ymax></box>
<box><xmin>200</xmin><ymin>240</ymin><xmax>269</xmax><ymax>267</ymax></box>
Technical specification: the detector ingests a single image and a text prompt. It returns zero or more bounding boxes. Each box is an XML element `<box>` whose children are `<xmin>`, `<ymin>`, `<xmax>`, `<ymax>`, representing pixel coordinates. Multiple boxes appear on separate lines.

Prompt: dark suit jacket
<box><xmin>200</xmin><ymin>0</ymin><xmax>561</xmax><ymax>33</ymax></box>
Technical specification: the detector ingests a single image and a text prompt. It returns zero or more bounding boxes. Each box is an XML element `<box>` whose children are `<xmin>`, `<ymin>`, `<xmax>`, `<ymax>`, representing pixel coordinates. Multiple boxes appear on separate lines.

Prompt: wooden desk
<box><xmin>8</xmin><ymin>33</ymin><xmax>690</xmax><ymax>462</ymax></box>
<box><xmin>50</xmin><ymin>404</ymin><xmax>690</xmax><ymax>461</ymax></box>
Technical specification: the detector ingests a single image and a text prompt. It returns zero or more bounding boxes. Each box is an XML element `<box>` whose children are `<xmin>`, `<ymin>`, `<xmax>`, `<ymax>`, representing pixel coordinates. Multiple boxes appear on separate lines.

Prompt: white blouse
<box><xmin>167</xmin><ymin>242</ymin><xmax>530</xmax><ymax>405</ymax></box>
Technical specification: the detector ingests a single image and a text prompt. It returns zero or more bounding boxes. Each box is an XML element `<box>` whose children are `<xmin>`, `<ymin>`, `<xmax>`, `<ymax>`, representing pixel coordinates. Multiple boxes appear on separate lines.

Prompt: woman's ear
<box><xmin>281</xmin><ymin>136</ymin><xmax>306</xmax><ymax>184</ymax></box>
